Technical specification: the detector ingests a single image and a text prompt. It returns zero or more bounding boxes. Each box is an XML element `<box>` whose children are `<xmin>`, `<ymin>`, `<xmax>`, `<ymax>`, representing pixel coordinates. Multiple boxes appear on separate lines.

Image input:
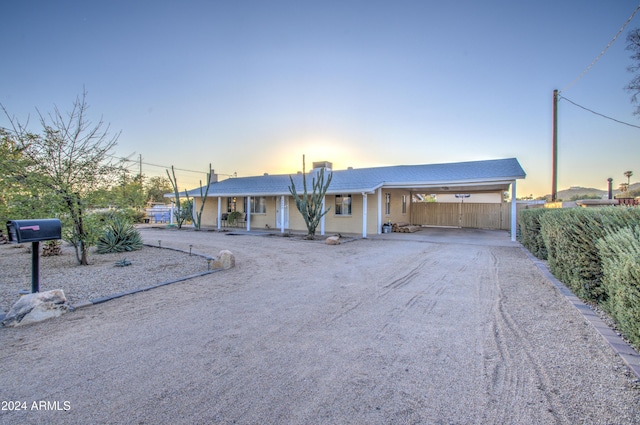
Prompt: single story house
<box><xmin>176</xmin><ymin>158</ymin><xmax>526</xmax><ymax>240</ymax></box>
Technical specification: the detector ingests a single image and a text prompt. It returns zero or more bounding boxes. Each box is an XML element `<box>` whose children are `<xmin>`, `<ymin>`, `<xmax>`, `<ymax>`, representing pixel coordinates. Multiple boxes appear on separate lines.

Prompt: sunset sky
<box><xmin>2</xmin><ymin>0</ymin><xmax>640</xmax><ymax>198</ymax></box>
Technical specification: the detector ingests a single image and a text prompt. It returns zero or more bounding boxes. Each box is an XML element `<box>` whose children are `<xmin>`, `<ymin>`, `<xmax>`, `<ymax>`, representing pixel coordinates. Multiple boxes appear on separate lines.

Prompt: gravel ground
<box><xmin>0</xmin><ymin>227</ymin><xmax>639</xmax><ymax>424</ymax></box>
<box><xmin>0</xmin><ymin>240</ymin><xmax>211</xmax><ymax>313</ymax></box>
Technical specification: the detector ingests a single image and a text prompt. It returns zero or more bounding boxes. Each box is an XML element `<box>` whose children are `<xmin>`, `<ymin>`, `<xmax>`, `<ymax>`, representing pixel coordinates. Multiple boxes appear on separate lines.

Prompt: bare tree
<box><xmin>2</xmin><ymin>90</ymin><xmax>121</xmax><ymax>264</ymax></box>
<box><xmin>626</xmin><ymin>29</ymin><xmax>640</xmax><ymax>115</ymax></box>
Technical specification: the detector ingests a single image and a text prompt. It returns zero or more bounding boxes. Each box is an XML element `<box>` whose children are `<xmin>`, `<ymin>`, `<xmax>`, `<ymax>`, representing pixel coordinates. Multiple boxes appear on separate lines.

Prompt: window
<box><xmin>335</xmin><ymin>194</ymin><xmax>352</xmax><ymax>215</ymax></box>
<box><xmin>385</xmin><ymin>193</ymin><xmax>391</xmax><ymax>215</ymax></box>
<box><xmin>227</xmin><ymin>197</ymin><xmax>237</xmax><ymax>212</ymax></box>
<box><xmin>402</xmin><ymin>195</ymin><xmax>407</xmax><ymax>214</ymax></box>
<box><xmin>249</xmin><ymin>196</ymin><xmax>266</xmax><ymax>214</ymax></box>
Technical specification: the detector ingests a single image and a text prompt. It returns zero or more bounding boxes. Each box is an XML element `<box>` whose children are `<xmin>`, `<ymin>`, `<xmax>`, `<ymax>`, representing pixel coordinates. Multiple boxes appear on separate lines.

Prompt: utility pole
<box><xmin>552</xmin><ymin>89</ymin><xmax>558</xmax><ymax>202</ymax></box>
<box><xmin>139</xmin><ymin>154</ymin><xmax>143</xmax><ymax>178</ymax></box>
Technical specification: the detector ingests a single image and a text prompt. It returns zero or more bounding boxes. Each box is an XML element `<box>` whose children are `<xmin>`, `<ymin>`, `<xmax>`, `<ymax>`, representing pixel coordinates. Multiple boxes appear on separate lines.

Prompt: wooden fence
<box><xmin>410</xmin><ymin>202</ymin><xmax>525</xmax><ymax>230</ymax></box>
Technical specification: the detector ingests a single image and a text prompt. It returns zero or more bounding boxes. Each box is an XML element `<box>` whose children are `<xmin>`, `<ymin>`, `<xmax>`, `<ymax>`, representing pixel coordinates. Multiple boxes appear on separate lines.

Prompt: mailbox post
<box><xmin>6</xmin><ymin>219</ymin><xmax>62</xmax><ymax>293</ymax></box>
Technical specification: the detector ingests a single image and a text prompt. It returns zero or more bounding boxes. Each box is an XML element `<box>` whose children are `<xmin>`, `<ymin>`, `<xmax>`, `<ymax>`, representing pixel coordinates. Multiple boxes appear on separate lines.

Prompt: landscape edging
<box><xmin>519</xmin><ymin>245</ymin><xmax>640</xmax><ymax>381</ymax></box>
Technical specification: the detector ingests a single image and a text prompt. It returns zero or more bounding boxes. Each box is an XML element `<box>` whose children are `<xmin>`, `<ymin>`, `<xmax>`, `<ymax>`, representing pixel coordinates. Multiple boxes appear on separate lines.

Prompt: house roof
<box><xmin>182</xmin><ymin>158</ymin><xmax>526</xmax><ymax>198</ymax></box>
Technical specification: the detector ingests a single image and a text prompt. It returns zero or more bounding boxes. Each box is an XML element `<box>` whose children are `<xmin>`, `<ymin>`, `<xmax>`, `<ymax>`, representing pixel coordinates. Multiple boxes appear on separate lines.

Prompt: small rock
<box><xmin>212</xmin><ymin>250</ymin><xmax>235</xmax><ymax>269</ymax></box>
<box><xmin>325</xmin><ymin>236</ymin><xmax>340</xmax><ymax>245</ymax></box>
<box><xmin>2</xmin><ymin>289</ymin><xmax>69</xmax><ymax>327</ymax></box>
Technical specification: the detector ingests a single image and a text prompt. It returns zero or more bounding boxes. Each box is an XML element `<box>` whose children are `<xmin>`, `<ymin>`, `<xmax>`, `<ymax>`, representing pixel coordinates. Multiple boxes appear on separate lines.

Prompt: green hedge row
<box><xmin>596</xmin><ymin>226</ymin><xmax>640</xmax><ymax>347</ymax></box>
<box><xmin>518</xmin><ymin>208</ymin><xmax>549</xmax><ymax>260</ymax></box>
<box><xmin>519</xmin><ymin>207</ymin><xmax>640</xmax><ymax>346</ymax></box>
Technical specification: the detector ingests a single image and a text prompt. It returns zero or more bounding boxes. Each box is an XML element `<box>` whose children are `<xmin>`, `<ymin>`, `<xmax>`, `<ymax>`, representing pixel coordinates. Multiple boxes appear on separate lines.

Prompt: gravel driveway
<box><xmin>1</xmin><ymin>227</ymin><xmax>639</xmax><ymax>424</ymax></box>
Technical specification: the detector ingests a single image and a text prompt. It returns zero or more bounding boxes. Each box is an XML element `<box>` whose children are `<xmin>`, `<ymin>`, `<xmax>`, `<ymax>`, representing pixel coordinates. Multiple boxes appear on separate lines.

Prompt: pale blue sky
<box><xmin>2</xmin><ymin>0</ymin><xmax>639</xmax><ymax>197</ymax></box>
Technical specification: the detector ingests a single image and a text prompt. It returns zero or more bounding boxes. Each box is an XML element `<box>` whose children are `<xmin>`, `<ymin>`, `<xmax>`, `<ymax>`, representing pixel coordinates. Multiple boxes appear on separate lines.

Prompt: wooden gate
<box><xmin>410</xmin><ymin>202</ymin><xmax>519</xmax><ymax>230</ymax></box>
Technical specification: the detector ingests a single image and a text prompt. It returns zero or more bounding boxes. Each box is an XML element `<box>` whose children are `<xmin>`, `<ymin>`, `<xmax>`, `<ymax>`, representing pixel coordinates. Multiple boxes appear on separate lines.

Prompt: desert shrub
<box><xmin>96</xmin><ymin>217</ymin><xmax>143</xmax><ymax>254</ymax></box>
<box><xmin>227</xmin><ymin>211</ymin><xmax>242</xmax><ymax>225</ymax></box>
<box><xmin>42</xmin><ymin>240</ymin><xmax>62</xmax><ymax>257</ymax></box>
<box><xmin>539</xmin><ymin>207</ymin><xmax>640</xmax><ymax>302</ymax></box>
<box><xmin>596</xmin><ymin>225</ymin><xmax>640</xmax><ymax>347</ymax></box>
<box><xmin>93</xmin><ymin>208</ymin><xmax>146</xmax><ymax>224</ymax></box>
<box><xmin>518</xmin><ymin>208</ymin><xmax>550</xmax><ymax>259</ymax></box>
<box><xmin>119</xmin><ymin>208</ymin><xmax>147</xmax><ymax>224</ymax></box>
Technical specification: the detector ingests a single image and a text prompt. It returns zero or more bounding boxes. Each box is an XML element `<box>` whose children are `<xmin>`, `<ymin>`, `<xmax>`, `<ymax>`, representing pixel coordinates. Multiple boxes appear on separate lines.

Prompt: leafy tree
<box><xmin>145</xmin><ymin>175</ymin><xmax>173</xmax><ymax>204</ymax></box>
<box><xmin>288</xmin><ymin>155</ymin><xmax>332</xmax><ymax>239</ymax></box>
<box><xmin>1</xmin><ymin>91</ymin><xmax>121</xmax><ymax>265</ymax></box>
<box><xmin>0</xmin><ymin>128</ymin><xmax>40</xmax><ymax>222</ymax></box>
<box><xmin>114</xmin><ymin>172</ymin><xmax>146</xmax><ymax>209</ymax></box>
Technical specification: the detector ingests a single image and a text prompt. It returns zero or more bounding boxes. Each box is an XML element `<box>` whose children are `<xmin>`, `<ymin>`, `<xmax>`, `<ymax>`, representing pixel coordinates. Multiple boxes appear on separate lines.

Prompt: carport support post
<box><xmin>511</xmin><ymin>181</ymin><xmax>517</xmax><ymax>242</ymax></box>
<box><xmin>31</xmin><ymin>241</ymin><xmax>40</xmax><ymax>293</ymax></box>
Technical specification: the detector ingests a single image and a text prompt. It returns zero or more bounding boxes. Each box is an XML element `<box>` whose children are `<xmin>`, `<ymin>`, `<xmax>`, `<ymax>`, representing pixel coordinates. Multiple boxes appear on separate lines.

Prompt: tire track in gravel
<box><xmin>481</xmin><ymin>250</ymin><xmax>569</xmax><ymax>424</ymax></box>
<box><xmin>374</xmin><ymin>246</ymin><xmax>451</xmax><ymax>342</ymax></box>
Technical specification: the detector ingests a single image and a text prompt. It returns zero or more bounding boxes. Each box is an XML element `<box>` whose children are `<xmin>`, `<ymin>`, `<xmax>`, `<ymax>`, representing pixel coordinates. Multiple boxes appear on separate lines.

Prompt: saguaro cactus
<box><xmin>288</xmin><ymin>155</ymin><xmax>333</xmax><ymax>239</ymax></box>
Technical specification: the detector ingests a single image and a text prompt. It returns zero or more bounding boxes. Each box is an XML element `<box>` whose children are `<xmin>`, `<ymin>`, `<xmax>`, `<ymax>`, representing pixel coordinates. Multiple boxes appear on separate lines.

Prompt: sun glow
<box><xmin>266</xmin><ymin>138</ymin><xmax>366</xmax><ymax>175</ymax></box>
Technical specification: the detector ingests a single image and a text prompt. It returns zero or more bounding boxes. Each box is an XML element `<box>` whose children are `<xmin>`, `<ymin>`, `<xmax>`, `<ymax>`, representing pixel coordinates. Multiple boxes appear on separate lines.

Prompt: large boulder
<box><xmin>2</xmin><ymin>289</ymin><xmax>69</xmax><ymax>327</ymax></box>
<box><xmin>212</xmin><ymin>250</ymin><xmax>235</xmax><ymax>270</ymax></box>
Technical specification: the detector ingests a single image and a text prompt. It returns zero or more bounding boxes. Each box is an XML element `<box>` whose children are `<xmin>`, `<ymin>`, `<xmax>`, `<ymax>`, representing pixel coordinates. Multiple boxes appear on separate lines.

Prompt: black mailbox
<box><xmin>6</xmin><ymin>219</ymin><xmax>62</xmax><ymax>293</ymax></box>
<box><xmin>6</xmin><ymin>219</ymin><xmax>62</xmax><ymax>243</ymax></box>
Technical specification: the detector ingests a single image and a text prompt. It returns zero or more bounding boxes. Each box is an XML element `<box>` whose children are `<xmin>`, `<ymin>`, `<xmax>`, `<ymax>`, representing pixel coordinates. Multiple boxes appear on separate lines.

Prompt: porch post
<box><xmin>217</xmin><ymin>197</ymin><xmax>221</xmax><ymax>229</ymax></box>
<box><xmin>320</xmin><ymin>195</ymin><xmax>326</xmax><ymax>236</ymax></box>
<box><xmin>280</xmin><ymin>195</ymin><xmax>285</xmax><ymax>234</ymax></box>
<box><xmin>377</xmin><ymin>188</ymin><xmax>382</xmax><ymax>234</ymax></box>
<box><xmin>246</xmin><ymin>197</ymin><xmax>251</xmax><ymax>231</ymax></box>
<box><xmin>362</xmin><ymin>193</ymin><xmax>368</xmax><ymax>239</ymax></box>
<box><xmin>511</xmin><ymin>181</ymin><xmax>517</xmax><ymax>242</ymax></box>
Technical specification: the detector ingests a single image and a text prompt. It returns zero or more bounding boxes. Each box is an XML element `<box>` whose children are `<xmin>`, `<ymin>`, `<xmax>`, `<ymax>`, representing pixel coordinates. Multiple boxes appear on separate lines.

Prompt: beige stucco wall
<box><xmin>380</xmin><ymin>189</ymin><xmax>412</xmax><ymax>226</ymax></box>
<box><xmin>197</xmin><ymin>192</ymin><xmax>389</xmax><ymax>235</ymax></box>
<box><xmin>436</xmin><ymin>192</ymin><xmax>503</xmax><ymax>203</ymax></box>
<box><xmin>197</xmin><ymin>196</ymin><xmax>220</xmax><ymax>227</ymax></box>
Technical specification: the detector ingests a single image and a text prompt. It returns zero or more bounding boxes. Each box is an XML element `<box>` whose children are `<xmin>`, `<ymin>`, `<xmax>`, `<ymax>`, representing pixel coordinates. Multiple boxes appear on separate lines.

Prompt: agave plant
<box><xmin>96</xmin><ymin>217</ymin><xmax>144</xmax><ymax>254</ymax></box>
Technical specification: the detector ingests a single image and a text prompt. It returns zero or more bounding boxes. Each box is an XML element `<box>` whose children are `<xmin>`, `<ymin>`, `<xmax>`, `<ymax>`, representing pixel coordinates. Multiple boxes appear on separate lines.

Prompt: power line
<box><xmin>561</xmin><ymin>4</ymin><xmax>640</xmax><ymax>93</ymax></box>
<box><xmin>558</xmin><ymin>94</ymin><xmax>640</xmax><ymax>129</ymax></box>
<box><xmin>106</xmin><ymin>153</ymin><xmax>237</xmax><ymax>177</ymax></box>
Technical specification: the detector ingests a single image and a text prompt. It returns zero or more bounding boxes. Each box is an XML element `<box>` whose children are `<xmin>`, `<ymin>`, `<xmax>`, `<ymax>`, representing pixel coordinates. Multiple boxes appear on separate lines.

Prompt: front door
<box><xmin>276</xmin><ymin>196</ymin><xmax>289</xmax><ymax>229</ymax></box>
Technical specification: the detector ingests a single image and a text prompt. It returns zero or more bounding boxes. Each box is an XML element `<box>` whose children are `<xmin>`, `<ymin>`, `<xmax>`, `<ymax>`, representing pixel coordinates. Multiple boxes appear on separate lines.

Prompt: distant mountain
<box><xmin>546</xmin><ymin>183</ymin><xmax>640</xmax><ymax>201</ymax></box>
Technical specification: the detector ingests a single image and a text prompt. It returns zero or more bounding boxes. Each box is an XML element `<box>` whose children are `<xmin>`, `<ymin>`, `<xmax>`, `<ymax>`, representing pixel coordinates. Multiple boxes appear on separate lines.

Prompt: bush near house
<box><xmin>519</xmin><ymin>206</ymin><xmax>640</xmax><ymax>348</ymax></box>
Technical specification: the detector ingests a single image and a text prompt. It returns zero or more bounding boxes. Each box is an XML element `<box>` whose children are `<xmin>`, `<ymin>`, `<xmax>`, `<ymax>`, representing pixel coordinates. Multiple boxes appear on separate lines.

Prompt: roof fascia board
<box><xmin>381</xmin><ymin>178</ymin><xmax>517</xmax><ymax>189</ymax></box>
